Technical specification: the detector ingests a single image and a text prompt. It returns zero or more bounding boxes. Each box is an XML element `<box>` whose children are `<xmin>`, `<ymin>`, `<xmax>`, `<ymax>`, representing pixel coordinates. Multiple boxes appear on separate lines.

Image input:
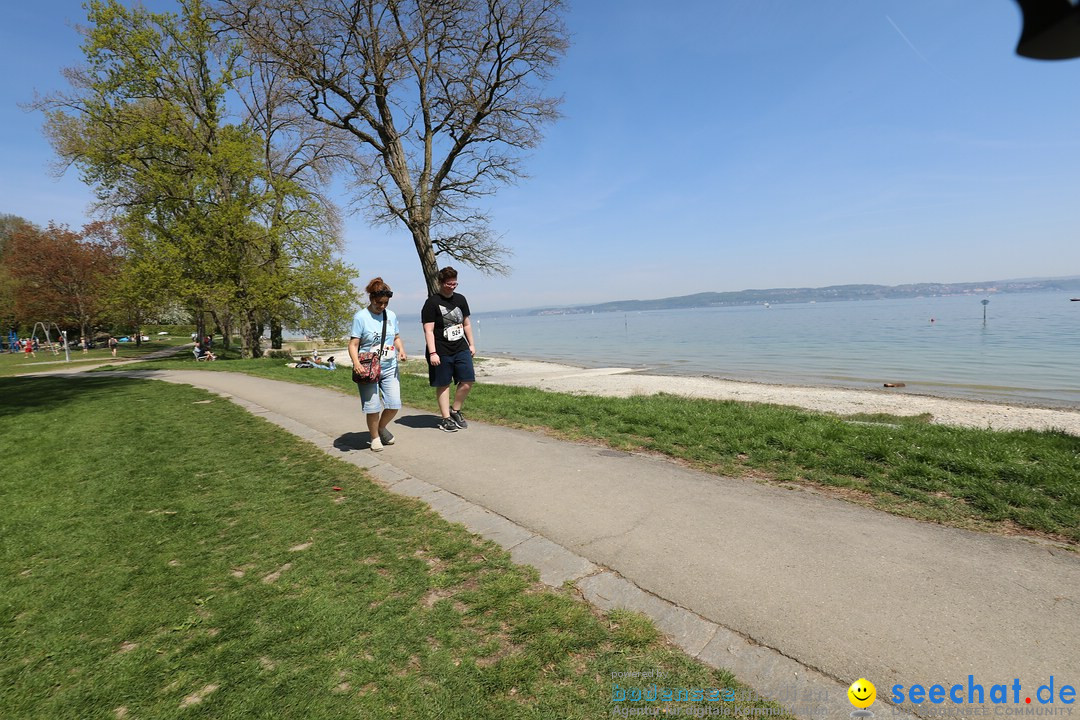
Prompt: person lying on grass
<box><xmin>292</xmin><ymin>355</ymin><xmax>336</xmax><ymax>370</ymax></box>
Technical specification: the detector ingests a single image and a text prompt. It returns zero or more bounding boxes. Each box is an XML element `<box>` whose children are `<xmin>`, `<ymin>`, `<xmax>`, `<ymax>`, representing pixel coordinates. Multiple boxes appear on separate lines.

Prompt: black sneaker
<box><xmin>438</xmin><ymin>417</ymin><xmax>459</xmax><ymax>433</ymax></box>
<box><xmin>449</xmin><ymin>409</ymin><xmax>468</xmax><ymax>429</ymax></box>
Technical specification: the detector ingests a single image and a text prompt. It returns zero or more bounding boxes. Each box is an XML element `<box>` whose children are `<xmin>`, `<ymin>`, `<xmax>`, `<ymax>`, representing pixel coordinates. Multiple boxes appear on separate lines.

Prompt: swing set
<box><xmin>27</xmin><ymin>321</ymin><xmax>71</xmax><ymax>361</ymax></box>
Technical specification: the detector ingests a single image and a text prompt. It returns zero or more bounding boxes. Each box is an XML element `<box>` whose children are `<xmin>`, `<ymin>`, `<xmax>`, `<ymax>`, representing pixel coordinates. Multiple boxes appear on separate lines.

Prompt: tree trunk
<box><xmin>270</xmin><ymin>318</ymin><xmax>282</xmax><ymax>350</ymax></box>
<box><xmin>412</xmin><ymin>223</ymin><xmax>440</xmax><ymax>296</ymax></box>
<box><xmin>194</xmin><ymin>303</ymin><xmax>206</xmax><ymax>347</ymax></box>
<box><xmin>255</xmin><ymin>319</ymin><xmax>265</xmax><ymax>355</ymax></box>
<box><xmin>244</xmin><ymin>308</ymin><xmax>263</xmax><ymax>358</ymax></box>
<box><xmin>210</xmin><ymin>310</ymin><xmax>225</xmax><ymax>351</ymax></box>
<box><xmin>211</xmin><ymin>310</ymin><xmax>232</xmax><ymax>351</ymax></box>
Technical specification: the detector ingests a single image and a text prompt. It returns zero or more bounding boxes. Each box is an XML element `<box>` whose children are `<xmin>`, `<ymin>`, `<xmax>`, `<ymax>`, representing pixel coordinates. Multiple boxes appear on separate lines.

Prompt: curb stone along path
<box><xmin>140</xmin><ymin>375</ymin><xmax>915</xmax><ymax>720</ymax></box>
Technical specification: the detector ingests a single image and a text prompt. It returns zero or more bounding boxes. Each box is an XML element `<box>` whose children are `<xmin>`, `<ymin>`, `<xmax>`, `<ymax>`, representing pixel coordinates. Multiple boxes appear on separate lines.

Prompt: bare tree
<box><xmin>231</xmin><ymin>44</ymin><xmax>357</xmax><ymax>348</ymax></box>
<box><xmin>217</xmin><ymin>0</ymin><xmax>568</xmax><ymax>294</ymax></box>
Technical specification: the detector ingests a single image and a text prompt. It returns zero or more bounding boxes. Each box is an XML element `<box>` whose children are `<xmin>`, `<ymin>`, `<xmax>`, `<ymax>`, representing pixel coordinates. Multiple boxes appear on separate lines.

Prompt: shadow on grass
<box><xmin>0</xmin><ymin>375</ymin><xmax>147</xmax><ymax>420</ymax></box>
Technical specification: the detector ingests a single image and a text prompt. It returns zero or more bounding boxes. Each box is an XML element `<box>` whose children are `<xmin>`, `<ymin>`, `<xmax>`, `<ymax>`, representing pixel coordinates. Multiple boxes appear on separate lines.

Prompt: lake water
<box><xmin>400</xmin><ymin>292</ymin><xmax>1080</xmax><ymax>407</ymax></box>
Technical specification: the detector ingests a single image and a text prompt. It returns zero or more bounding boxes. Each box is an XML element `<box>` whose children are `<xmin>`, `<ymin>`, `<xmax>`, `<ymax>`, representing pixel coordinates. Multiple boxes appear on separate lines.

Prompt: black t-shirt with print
<box><xmin>421</xmin><ymin>292</ymin><xmax>471</xmax><ymax>357</ymax></box>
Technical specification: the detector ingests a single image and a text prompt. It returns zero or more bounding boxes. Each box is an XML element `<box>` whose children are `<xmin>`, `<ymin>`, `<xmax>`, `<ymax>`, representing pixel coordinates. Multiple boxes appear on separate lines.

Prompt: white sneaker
<box><xmin>379</xmin><ymin>428</ymin><xmax>395</xmax><ymax>445</ymax></box>
<box><xmin>370</xmin><ymin>436</ymin><xmax>384</xmax><ymax>452</ymax></box>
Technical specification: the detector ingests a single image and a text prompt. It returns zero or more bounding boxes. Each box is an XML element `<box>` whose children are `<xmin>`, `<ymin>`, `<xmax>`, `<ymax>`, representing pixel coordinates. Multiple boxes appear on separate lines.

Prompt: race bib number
<box><xmin>444</xmin><ymin>323</ymin><xmax>464</xmax><ymax>342</ymax></box>
<box><xmin>380</xmin><ymin>342</ymin><xmax>395</xmax><ymax>359</ymax></box>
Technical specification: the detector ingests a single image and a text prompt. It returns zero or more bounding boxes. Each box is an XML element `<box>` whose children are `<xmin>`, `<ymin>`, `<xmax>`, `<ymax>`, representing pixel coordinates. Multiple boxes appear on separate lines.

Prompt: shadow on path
<box><xmin>394</xmin><ymin>414</ymin><xmax>442</xmax><ymax>430</ymax></box>
<box><xmin>333</xmin><ymin>431</ymin><xmax>371</xmax><ymax>452</ymax></box>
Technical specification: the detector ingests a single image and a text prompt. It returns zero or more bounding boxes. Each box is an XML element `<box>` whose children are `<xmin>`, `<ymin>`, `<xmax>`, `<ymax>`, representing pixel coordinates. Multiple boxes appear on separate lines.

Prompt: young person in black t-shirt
<box><xmin>421</xmin><ymin>266</ymin><xmax>476</xmax><ymax>432</ymax></box>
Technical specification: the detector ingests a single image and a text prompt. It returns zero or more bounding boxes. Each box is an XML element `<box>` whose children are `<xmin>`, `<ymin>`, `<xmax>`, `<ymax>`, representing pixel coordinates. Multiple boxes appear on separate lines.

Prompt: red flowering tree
<box><xmin>4</xmin><ymin>222</ymin><xmax>121</xmax><ymax>342</ymax></box>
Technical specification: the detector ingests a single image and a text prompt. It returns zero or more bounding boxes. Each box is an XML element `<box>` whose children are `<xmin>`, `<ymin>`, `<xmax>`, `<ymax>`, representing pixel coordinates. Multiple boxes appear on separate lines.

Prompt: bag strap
<box><xmin>378</xmin><ymin>313</ymin><xmax>387</xmax><ymax>355</ymax></box>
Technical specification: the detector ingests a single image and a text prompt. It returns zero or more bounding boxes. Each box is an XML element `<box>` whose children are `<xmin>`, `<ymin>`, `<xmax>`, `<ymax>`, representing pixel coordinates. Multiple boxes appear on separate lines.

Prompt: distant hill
<box><xmin>510</xmin><ymin>276</ymin><xmax>1080</xmax><ymax>316</ymax></box>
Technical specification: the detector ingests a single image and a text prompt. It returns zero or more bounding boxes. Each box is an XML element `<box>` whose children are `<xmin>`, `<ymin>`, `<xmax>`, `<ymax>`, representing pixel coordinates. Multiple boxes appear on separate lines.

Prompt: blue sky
<box><xmin>3</xmin><ymin>1</ymin><xmax>1079</xmax><ymax>312</ymax></box>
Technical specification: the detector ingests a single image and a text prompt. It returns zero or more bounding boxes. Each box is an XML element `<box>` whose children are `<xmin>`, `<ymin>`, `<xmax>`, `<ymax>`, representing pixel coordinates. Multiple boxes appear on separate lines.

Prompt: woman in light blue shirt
<box><xmin>348</xmin><ymin>277</ymin><xmax>407</xmax><ymax>451</ymax></box>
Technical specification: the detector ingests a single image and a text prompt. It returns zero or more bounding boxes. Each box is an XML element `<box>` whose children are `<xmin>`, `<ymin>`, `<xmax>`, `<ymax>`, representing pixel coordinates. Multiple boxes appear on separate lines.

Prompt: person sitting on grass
<box><xmin>195</xmin><ymin>342</ymin><xmax>216</xmax><ymax>361</ymax></box>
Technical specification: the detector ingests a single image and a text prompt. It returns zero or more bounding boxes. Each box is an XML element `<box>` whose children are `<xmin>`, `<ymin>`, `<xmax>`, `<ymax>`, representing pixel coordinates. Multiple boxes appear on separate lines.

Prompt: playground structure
<box><xmin>34</xmin><ymin>322</ymin><xmax>67</xmax><ymax>354</ymax></box>
<box><xmin>5</xmin><ymin>322</ymin><xmax>72</xmax><ymax>361</ymax></box>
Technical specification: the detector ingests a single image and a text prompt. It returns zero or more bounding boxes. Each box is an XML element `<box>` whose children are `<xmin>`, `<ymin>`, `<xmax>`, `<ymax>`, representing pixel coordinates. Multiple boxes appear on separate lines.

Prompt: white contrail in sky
<box><xmin>886</xmin><ymin>14</ymin><xmax>933</xmax><ymax>65</ymax></box>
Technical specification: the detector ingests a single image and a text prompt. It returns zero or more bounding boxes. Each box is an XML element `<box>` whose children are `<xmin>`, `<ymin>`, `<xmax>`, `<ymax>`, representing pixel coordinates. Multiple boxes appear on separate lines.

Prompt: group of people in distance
<box><xmin>12</xmin><ymin>335</ymin><xmax>121</xmax><ymax>357</ymax></box>
<box><xmin>348</xmin><ymin>266</ymin><xmax>475</xmax><ymax>451</ymax></box>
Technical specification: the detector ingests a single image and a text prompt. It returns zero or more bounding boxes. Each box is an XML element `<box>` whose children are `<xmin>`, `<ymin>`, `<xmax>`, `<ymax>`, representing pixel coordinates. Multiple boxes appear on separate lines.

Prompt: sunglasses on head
<box><xmin>371</xmin><ymin>290</ymin><xmax>393</xmax><ymax>299</ymax></box>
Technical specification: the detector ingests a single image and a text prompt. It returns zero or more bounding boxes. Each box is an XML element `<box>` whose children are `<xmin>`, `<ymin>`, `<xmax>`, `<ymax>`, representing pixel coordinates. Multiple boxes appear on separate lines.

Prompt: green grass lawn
<box><xmin>1</xmin><ymin>374</ymin><xmax>785</xmax><ymax>719</ymax></box>
<box><xmin>0</xmin><ymin>337</ymin><xmax>189</xmax><ymax>377</ymax></box>
<box><xmin>108</xmin><ymin>355</ymin><xmax>1080</xmax><ymax>544</ymax></box>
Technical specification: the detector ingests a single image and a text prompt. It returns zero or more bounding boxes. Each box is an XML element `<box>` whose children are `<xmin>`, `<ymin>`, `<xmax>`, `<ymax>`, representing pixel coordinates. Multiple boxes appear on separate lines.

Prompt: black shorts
<box><xmin>428</xmin><ymin>350</ymin><xmax>476</xmax><ymax>387</ymax></box>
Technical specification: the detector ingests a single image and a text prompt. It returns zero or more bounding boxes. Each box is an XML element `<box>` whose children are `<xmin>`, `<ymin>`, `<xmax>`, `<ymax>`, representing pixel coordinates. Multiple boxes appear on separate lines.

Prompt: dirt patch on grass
<box><xmin>420</xmin><ymin>588</ymin><xmax>456</xmax><ymax>607</ymax></box>
<box><xmin>179</xmin><ymin>683</ymin><xmax>219</xmax><ymax>708</ymax></box>
<box><xmin>261</xmin><ymin>563</ymin><xmax>292</xmax><ymax>583</ymax></box>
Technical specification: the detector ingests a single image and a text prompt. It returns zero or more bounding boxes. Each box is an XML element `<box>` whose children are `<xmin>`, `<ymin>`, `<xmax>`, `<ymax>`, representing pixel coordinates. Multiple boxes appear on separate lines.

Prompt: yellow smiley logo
<box><xmin>848</xmin><ymin>678</ymin><xmax>876</xmax><ymax>709</ymax></box>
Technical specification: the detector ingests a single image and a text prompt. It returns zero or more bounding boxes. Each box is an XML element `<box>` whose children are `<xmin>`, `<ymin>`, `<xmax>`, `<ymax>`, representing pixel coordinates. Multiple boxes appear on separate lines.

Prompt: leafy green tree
<box><xmin>231</xmin><ymin>52</ymin><xmax>357</xmax><ymax>347</ymax></box>
<box><xmin>38</xmin><ymin>0</ymin><xmax>357</xmax><ymax>357</ymax></box>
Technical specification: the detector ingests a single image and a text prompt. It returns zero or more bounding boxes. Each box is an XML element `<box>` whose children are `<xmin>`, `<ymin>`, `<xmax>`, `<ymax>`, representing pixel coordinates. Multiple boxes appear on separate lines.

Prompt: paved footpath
<box><xmin>46</xmin><ymin>369</ymin><xmax>1080</xmax><ymax>719</ymax></box>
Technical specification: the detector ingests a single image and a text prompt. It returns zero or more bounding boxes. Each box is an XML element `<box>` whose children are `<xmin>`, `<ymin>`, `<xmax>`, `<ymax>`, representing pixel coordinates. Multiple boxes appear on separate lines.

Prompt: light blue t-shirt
<box><xmin>351</xmin><ymin>308</ymin><xmax>399</xmax><ymax>371</ymax></box>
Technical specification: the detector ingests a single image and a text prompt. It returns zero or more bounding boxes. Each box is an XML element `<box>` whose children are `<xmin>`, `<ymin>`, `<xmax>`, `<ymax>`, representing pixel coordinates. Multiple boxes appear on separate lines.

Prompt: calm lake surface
<box><xmin>400</xmin><ymin>292</ymin><xmax>1080</xmax><ymax>408</ymax></box>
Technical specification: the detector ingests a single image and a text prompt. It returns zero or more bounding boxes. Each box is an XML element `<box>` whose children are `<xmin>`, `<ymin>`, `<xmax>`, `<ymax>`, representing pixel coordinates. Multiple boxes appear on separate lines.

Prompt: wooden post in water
<box><xmin>981</xmin><ymin>298</ymin><xmax>990</xmax><ymax>324</ymax></box>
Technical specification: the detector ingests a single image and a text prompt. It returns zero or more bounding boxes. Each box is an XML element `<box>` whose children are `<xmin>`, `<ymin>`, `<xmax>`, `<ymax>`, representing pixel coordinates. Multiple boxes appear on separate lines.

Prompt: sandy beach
<box><xmin>475</xmin><ymin>357</ymin><xmax>1080</xmax><ymax>436</ymax></box>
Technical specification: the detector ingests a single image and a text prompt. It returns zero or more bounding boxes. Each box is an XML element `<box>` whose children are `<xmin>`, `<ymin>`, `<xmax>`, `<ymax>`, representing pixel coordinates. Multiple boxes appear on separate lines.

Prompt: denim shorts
<box><xmin>358</xmin><ymin>366</ymin><xmax>401</xmax><ymax>413</ymax></box>
<box><xmin>428</xmin><ymin>349</ymin><xmax>476</xmax><ymax>387</ymax></box>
